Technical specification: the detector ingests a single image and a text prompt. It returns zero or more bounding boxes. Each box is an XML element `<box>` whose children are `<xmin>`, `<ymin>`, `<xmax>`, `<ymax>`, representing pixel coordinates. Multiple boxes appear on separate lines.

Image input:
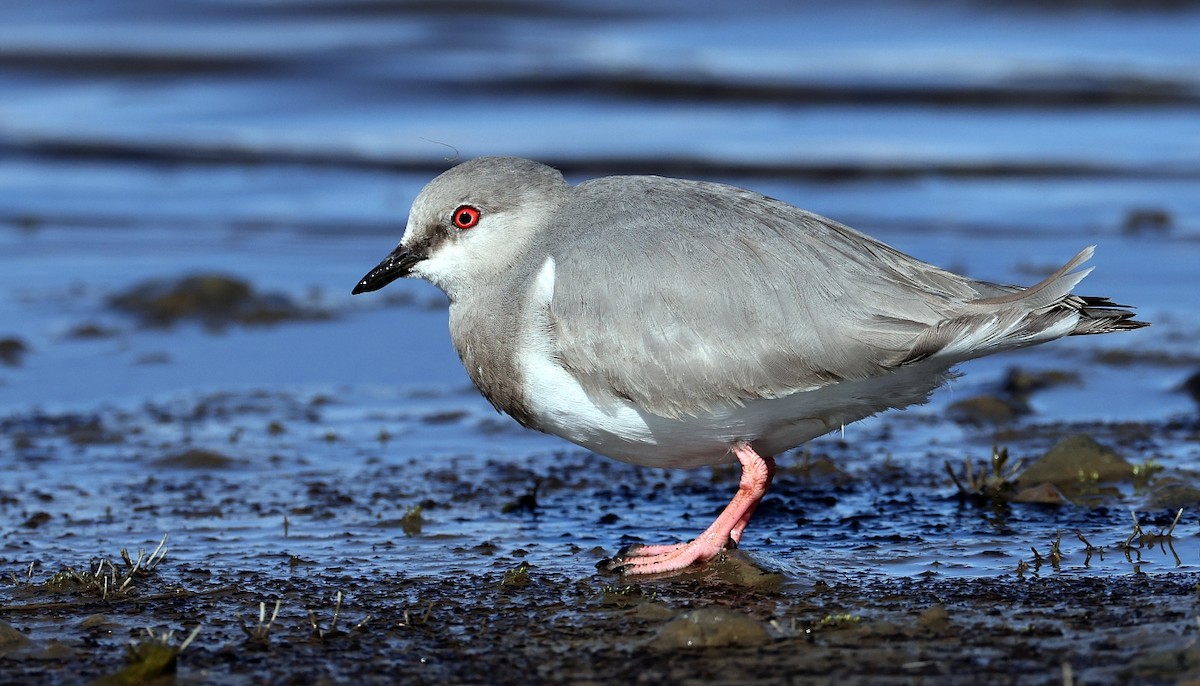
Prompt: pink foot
<box><xmin>614</xmin><ymin>442</ymin><xmax>776</xmax><ymax>575</ymax></box>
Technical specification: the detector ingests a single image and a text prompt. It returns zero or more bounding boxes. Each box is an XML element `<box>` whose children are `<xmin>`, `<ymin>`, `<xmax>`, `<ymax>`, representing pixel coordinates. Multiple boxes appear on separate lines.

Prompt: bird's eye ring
<box><xmin>452</xmin><ymin>206</ymin><xmax>481</xmax><ymax>229</ymax></box>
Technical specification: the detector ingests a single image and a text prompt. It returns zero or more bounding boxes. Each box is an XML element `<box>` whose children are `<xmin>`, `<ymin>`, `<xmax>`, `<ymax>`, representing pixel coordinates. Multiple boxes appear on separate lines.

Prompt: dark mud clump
<box><xmin>999</xmin><ymin>367</ymin><xmax>1079</xmax><ymax>398</ymax></box>
<box><xmin>1011</xmin><ymin>482</ymin><xmax>1070</xmax><ymax>505</ymax></box>
<box><xmin>1147</xmin><ymin>478</ymin><xmax>1200</xmax><ymax>510</ymax></box>
<box><xmin>651</xmin><ymin>606</ymin><xmax>772</xmax><ymax>649</ymax></box>
<box><xmin>150</xmin><ymin>448</ymin><xmax>241</xmax><ymax>470</ymax></box>
<box><xmin>1182</xmin><ymin>369</ymin><xmax>1200</xmax><ymax>407</ymax></box>
<box><xmin>947</xmin><ymin>366</ymin><xmax>1079</xmax><ymax>425</ymax></box>
<box><xmin>64</xmin><ymin>323</ymin><xmax>120</xmax><ymax>340</ymax></box>
<box><xmin>947</xmin><ymin>394</ymin><xmax>1029</xmax><ymax>424</ymax></box>
<box><xmin>1017</xmin><ymin>434</ymin><xmax>1133</xmax><ymax>497</ymax></box>
<box><xmin>108</xmin><ymin>273</ymin><xmax>326</xmax><ymax>327</ymax></box>
<box><xmin>1121</xmin><ymin>207</ymin><xmax>1173</xmax><ymax>236</ymax></box>
<box><xmin>0</xmin><ymin>337</ymin><xmax>30</xmax><ymax>367</ymax></box>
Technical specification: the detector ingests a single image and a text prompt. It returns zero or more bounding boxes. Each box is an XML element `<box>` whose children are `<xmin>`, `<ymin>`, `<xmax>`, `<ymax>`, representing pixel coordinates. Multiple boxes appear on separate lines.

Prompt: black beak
<box><xmin>352</xmin><ymin>245</ymin><xmax>426</xmax><ymax>294</ymax></box>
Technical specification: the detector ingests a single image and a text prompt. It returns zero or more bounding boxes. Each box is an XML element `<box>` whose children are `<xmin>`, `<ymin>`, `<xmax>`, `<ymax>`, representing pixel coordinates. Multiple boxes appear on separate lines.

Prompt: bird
<box><xmin>352</xmin><ymin>156</ymin><xmax>1147</xmax><ymax>575</ymax></box>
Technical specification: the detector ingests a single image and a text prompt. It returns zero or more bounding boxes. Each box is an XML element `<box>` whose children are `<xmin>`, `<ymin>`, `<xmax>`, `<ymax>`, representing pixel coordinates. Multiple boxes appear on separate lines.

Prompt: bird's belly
<box><xmin>520</xmin><ymin>352</ymin><xmax>955</xmax><ymax>469</ymax></box>
<box><xmin>528</xmin><ymin>395</ymin><xmax>833</xmax><ymax>469</ymax></box>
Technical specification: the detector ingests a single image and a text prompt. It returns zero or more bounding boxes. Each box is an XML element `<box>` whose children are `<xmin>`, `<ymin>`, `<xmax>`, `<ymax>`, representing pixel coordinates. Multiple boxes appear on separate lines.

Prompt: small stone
<box><xmin>65</xmin><ymin>323</ymin><xmax>118</xmax><ymax>340</ymax></box>
<box><xmin>109</xmin><ymin>273</ymin><xmax>322</xmax><ymax>326</ymax></box>
<box><xmin>1182</xmin><ymin>369</ymin><xmax>1200</xmax><ymax>406</ymax></box>
<box><xmin>0</xmin><ymin>622</ymin><xmax>31</xmax><ymax>652</ymax></box>
<box><xmin>21</xmin><ymin>512</ymin><xmax>51</xmax><ymax>529</ymax></box>
<box><xmin>634</xmin><ymin>602</ymin><xmax>675</xmax><ymax>622</ymax></box>
<box><xmin>151</xmin><ymin>448</ymin><xmax>238</xmax><ymax>469</ymax></box>
<box><xmin>1012</xmin><ymin>482</ymin><xmax>1070</xmax><ymax>505</ymax></box>
<box><xmin>709</xmin><ymin>551</ymin><xmax>786</xmax><ymax>593</ymax></box>
<box><xmin>1121</xmin><ymin>207</ymin><xmax>1173</xmax><ymax>235</ymax></box>
<box><xmin>792</xmin><ymin>455</ymin><xmax>851</xmax><ymax>482</ymax></box>
<box><xmin>77</xmin><ymin>614</ymin><xmax>117</xmax><ymax>630</ymax></box>
<box><xmin>0</xmin><ymin>337</ymin><xmax>29</xmax><ymax>367</ymax></box>
<box><xmin>917</xmin><ymin>605</ymin><xmax>950</xmax><ymax>632</ymax></box>
<box><xmin>38</xmin><ymin>639</ymin><xmax>76</xmax><ymax>659</ymax></box>
<box><xmin>947</xmin><ymin>395</ymin><xmax>1028</xmax><ymax>424</ymax></box>
<box><xmin>651</xmin><ymin>607</ymin><xmax>771</xmax><ymax>649</ymax></box>
<box><xmin>865</xmin><ymin>620</ymin><xmax>905</xmax><ymax>638</ymax></box>
<box><xmin>1017</xmin><ymin>435</ymin><xmax>1132</xmax><ymax>489</ymax></box>
<box><xmin>1000</xmin><ymin>367</ymin><xmax>1079</xmax><ymax>398</ymax></box>
<box><xmin>1147</xmin><ymin>480</ymin><xmax>1200</xmax><ymax>510</ymax></box>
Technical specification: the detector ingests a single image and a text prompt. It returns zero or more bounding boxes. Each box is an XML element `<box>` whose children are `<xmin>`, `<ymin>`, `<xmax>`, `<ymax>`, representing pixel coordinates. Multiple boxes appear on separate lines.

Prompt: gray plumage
<box><xmin>352</xmin><ymin>157</ymin><xmax>1147</xmax><ymax>573</ymax></box>
<box><xmin>355</xmin><ymin>156</ymin><xmax>1145</xmax><ymax>454</ymax></box>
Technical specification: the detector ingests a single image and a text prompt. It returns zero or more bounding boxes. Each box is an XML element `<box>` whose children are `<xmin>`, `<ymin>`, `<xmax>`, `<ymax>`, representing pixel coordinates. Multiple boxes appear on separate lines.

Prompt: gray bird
<box><xmin>352</xmin><ymin>156</ymin><xmax>1146</xmax><ymax>575</ymax></box>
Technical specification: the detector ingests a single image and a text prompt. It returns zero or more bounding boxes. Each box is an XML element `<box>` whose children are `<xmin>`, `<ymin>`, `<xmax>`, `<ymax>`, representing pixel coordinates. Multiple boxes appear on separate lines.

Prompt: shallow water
<box><xmin>1</xmin><ymin>1</ymin><xmax>1199</xmax><ymax>682</ymax></box>
<box><xmin>2</xmin><ymin>0</ymin><xmax>1199</xmax><ymax>574</ymax></box>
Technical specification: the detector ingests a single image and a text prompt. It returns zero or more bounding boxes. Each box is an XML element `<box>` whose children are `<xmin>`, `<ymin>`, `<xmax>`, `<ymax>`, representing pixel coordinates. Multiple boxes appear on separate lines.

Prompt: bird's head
<box><xmin>352</xmin><ymin>156</ymin><xmax>568</xmax><ymax>300</ymax></box>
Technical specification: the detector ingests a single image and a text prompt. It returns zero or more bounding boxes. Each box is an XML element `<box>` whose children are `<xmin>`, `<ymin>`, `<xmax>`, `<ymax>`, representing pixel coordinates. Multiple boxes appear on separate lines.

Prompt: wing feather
<box><xmin>541</xmin><ymin>176</ymin><xmax>1094</xmax><ymax>418</ymax></box>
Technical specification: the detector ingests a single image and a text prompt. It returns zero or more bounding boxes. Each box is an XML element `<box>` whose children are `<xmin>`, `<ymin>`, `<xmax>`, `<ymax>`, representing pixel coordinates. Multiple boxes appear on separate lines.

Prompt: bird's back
<box><xmin>537</xmin><ymin>174</ymin><xmax>1141</xmax><ymax>419</ymax></box>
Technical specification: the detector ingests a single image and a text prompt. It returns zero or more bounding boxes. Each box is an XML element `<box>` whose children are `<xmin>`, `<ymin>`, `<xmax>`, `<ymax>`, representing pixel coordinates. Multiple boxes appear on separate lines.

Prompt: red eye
<box><xmin>452</xmin><ymin>205</ymin><xmax>481</xmax><ymax>229</ymax></box>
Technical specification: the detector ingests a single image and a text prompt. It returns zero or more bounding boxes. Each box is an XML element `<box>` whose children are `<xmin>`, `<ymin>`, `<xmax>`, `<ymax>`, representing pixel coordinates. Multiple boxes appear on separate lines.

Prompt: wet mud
<box><xmin>2</xmin><ymin>532</ymin><xmax>1198</xmax><ymax>685</ymax></box>
<box><xmin>2</xmin><ymin>384</ymin><xmax>1198</xmax><ymax>685</ymax></box>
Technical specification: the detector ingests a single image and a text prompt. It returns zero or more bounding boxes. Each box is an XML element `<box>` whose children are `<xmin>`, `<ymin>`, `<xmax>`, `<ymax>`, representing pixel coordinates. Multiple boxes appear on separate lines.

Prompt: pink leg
<box><xmin>615</xmin><ymin>442</ymin><xmax>776</xmax><ymax>575</ymax></box>
<box><xmin>730</xmin><ymin>456</ymin><xmax>775</xmax><ymax>545</ymax></box>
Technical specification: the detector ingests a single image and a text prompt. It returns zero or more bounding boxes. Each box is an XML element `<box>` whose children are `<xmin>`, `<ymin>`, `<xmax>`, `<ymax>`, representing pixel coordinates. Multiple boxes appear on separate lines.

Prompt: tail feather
<box><xmin>971</xmin><ymin>245</ymin><xmax>1095</xmax><ymax>309</ymax></box>
<box><xmin>901</xmin><ymin>246</ymin><xmax>1147</xmax><ymax>365</ymax></box>
<box><xmin>1070</xmin><ymin>295</ymin><xmax>1149</xmax><ymax>335</ymax></box>
<box><xmin>971</xmin><ymin>245</ymin><xmax>1148</xmax><ymax>336</ymax></box>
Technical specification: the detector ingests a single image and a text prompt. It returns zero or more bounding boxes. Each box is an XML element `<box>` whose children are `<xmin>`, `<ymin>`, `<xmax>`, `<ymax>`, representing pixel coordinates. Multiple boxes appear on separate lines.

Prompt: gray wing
<box><xmin>543</xmin><ymin>175</ymin><xmax>1093</xmax><ymax>418</ymax></box>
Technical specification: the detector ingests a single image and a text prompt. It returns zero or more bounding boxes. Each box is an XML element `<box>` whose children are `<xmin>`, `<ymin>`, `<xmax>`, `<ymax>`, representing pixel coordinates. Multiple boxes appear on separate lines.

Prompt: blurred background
<box><xmin>1</xmin><ymin>0</ymin><xmax>1198</xmax><ymax>413</ymax></box>
<box><xmin>0</xmin><ymin>0</ymin><xmax>1199</xmax><ymax>615</ymax></box>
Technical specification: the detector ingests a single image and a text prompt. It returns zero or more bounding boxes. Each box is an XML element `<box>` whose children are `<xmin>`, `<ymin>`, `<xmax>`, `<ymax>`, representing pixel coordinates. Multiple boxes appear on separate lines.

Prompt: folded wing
<box><xmin>545</xmin><ymin>176</ymin><xmax>1144</xmax><ymax>419</ymax></box>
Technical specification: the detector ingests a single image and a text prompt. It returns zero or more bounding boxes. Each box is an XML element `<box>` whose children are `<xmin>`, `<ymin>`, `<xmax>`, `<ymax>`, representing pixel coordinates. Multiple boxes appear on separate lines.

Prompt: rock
<box><xmin>917</xmin><ymin>605</ymin><xmax>950</xmax><ymax>632</ymax></box>
<box><xmin>109</xmin><ymin>273</ymin><xmax>323</xmax><ymax>326</ymax></box>
<box><xmin>634</xmin><ymin>602</ymin><xmax>675</xmax><ymax>622</ymax></box>
<box><xmin>1000</xmin><ymin>367</ymin><xmax>1079</xmax><ymax>399</ymax></box>
<box><xmin>1147</xmin><ymin>480</ymin><xmax>1200</xmax><ymax>510</ymax></box>
<box><xmin>78</xmin><ymin>614</ymin><xmax>118</xmax><ymax>630</ymax></box>
<box><xmin>651</xmin><ymin>607</ymin><xmax>772</xmax><ymax>650</ymax></box>
<box><xmin>708</xmin><ymin>551</ymin><xmax>786</xmax><ymax>593</ymax></box>
<box><xmin>1012</xmin><ymin>482</ymin><xmax>1071</xmax><ymax>505</ymax></box>
<box><xmin>947</xmin><ymin>395</ymin><xmax>1029</xmax><ymax>424</ymax></box>
<box><xmin>0</xmin><ymin>337</ymin><xmax>29</xmax><ymax>367</ymax></box>
<box><xmin>1128</xmin><ymin>647</ymin><xmax>1200</xmax><ymax>679</ymax></box>
<box><xmin>0</xmin><ymin>622</ymin><xmax>31</xmax><ymax>653</ymax></box>
<box><xmin>1182</xmin><ymin>369</ymin><xmax>1200</xmax><ymax>406</ymax></box>
<box><xmin>790</xmin><ymin>455</ymin><xmax>852</xmax><ymax>483</ymax></box>
<box><xmin>864</xmin><ymin>620</ymin><xmax>905</xmax><ymax>639</ymax></box>
<box><xmin>1121</xmin><ymin>207</ymin><xmax>1173</xmax><ymax>235</ymax></box>
<box><xmin>65</xmin><ymin>323</ymin><xmax>119</xmax><ymax>340</ymax></box>
<box><xmin>21</xmin><ymin>512</ymin><xmax>51</xmax><ymax>528</ymax></box>
<box><xmin>151</xmin><ymin>448</ymin><xmax>238</xmax><ymax>469</ymax></box>
<box><xmin>1017</xmin><ymin>435</ymin><xmax>1133</xmax><ymax>490</ymax></box>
